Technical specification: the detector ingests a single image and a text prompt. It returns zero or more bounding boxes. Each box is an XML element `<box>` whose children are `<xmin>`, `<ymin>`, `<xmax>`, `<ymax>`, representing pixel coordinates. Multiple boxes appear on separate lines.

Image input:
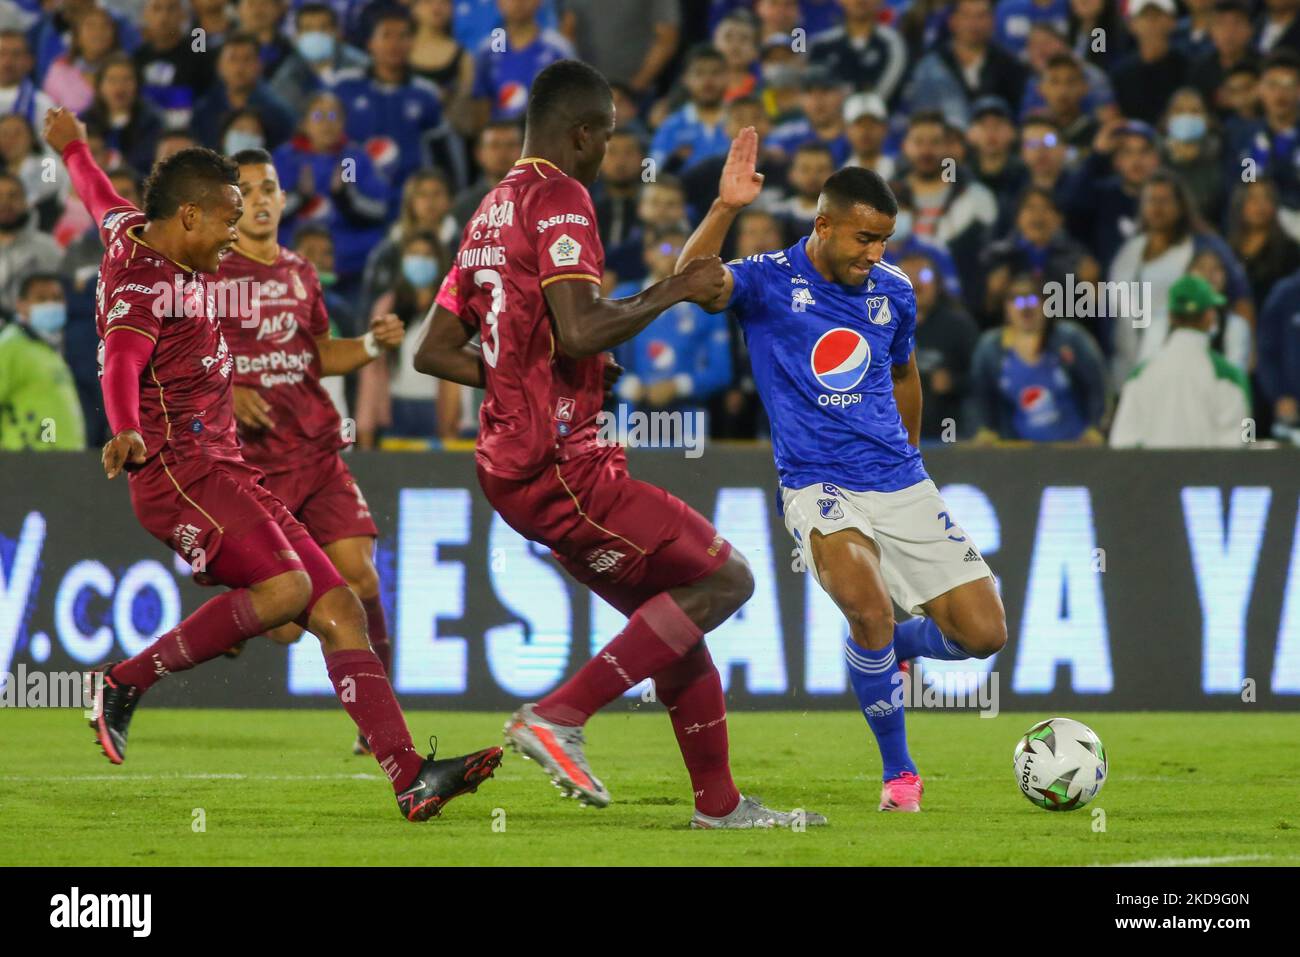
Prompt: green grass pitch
<box><xmin>2</xmin><ymin>709</ymin><xmax>1298</xmax><ymax>866</ymax></box>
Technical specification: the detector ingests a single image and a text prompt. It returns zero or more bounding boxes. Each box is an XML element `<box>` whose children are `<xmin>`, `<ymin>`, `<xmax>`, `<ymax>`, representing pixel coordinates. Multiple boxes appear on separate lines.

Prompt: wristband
<box><xmin>363</xmin><ymin>331</ymin><xmax>381</xmax><ymax>358</ymax></box>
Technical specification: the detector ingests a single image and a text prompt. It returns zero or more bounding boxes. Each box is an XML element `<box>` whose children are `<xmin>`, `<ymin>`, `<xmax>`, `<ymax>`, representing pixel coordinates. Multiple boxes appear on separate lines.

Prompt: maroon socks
<box><xmin>360</xmin><ymin>594</ymin><xmax>392</xmax><ymax>675</ymax></box>
<box><xmin>535</xmin><ymin>592</ymin><xmax>703</xmax><ymax>727</ymax></box>
<box><xmin>111</xmin><ymin>588</ymin><xmax>265</xmax><ymax>691</ymax></box>
<box><xmin>653</xmin><ymin>643</ymin><xmax>741</xmax><ymax>818</ymax></box>
<box><xmin>325</xmin><ymin>649</ymin><xmax>422</xmax><ymax>791</ymax></box>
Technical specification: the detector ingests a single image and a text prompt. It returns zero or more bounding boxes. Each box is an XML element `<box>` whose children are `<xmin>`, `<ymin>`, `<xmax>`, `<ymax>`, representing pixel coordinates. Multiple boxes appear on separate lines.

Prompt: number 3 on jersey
<box><xmin>474</xmin><ymin>268</ymin><xmax>504</xmax><ymax>368</ymax></box>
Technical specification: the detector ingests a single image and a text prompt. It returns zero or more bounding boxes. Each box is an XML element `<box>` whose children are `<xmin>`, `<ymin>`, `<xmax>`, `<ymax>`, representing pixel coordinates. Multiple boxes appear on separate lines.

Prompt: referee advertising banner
<box><xmin>2</xmin><ymin>448</ymin><xmax>1299</xmax><ymax>711</ymax></box>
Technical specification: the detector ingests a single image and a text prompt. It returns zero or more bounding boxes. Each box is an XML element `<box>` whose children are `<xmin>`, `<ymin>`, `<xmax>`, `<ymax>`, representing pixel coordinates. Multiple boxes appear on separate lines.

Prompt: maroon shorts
<box><xmin>260</xmin><ymin>454</ymin><xmax>379</xmax><ymax>547</ymax></box>
<box><xmin>478</xmin><ymin>447</ymin><xmax>731</xmax><ymax>618</ymax></box>
<box><xmin>129</xmin><ymin>454</ymin><xmax>346</xmax><ymax>601</ymax></box>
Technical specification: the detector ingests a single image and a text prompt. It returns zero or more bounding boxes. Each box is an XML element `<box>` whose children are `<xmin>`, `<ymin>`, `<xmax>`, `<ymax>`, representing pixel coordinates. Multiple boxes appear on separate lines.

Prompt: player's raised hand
<box><xmin>233</xmin><ymin>385</ymin><xmax>276</xmax><ymax>431</ymax></box>
<box><xmin>43</xmin><ymin>107</ymin><xmax>87</xmax><ymax>154</ymax></box>
<box><xmin>718</xmin><ymin>126</ymin><xmax>764</xmax><ymax>209</ymax></box>
<box><xmin>370</xmin><ymin>313</ymin><xmax>405</xmax><ymax>351</ymax></box>
<box><xmin>102</xmin><ymin>430</ymin><xmax>146</xmax><ymax>480</ymax></box>
<box><xmin>679</xmin><ymin>255</ymin><xmax>727</xmax><ymax>306</ymax></box>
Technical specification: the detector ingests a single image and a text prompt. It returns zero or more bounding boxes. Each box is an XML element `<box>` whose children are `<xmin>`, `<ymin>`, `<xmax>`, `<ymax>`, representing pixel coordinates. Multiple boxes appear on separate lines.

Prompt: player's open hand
<box><xmin>102</xmin><ymin>430</ymin><xmax>146</xmax><ymax>480</ymax></box>
<box><xmin>719</xmin><ymin>126</ymin><xmax>764</xmax><ymax>209</ymax></box>
<box><xmin>233</xmin><ymin>385</ymin><xmax>276</xmax><ymax>431</ymax></box>
<box><xmin>602</xmin><ymin>353</ymin><xmax>624</xmax><ymax>399</ymax></box>
<box><xmin>43</xmin><ymin>107</ymin><xmax>86</xmax><ymax>154</ymax></box>
<box><xmin>679</xmin><ymin>255</ymin><xmax>727</xmax><ymax>306</ymax></box>
<box><xmin>370</xmin><ymin>313</ymin><xmax>405</xmax><ymax>351</ymax></box>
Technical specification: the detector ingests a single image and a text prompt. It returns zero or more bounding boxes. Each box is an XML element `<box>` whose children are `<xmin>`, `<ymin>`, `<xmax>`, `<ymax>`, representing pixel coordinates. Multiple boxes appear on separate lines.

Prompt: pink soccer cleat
<box><xmin>879</xmin><ymin>771</ymin><xmax>924</xmax><ymax>812</ymax></box>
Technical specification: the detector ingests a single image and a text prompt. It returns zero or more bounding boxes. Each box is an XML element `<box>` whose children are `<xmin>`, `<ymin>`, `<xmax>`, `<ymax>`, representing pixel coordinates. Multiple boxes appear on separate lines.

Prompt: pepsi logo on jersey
<box><xmin>810</xmin><ymin>327</ymin><xmax>870</xmax><ymax>407</ymax></box>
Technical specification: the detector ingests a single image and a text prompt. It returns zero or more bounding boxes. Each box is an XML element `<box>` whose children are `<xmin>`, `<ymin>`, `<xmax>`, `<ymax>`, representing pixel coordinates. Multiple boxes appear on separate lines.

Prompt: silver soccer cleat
<box><xmin>504</xmin><ymin>703</ymin><xmax>611</xmax><ymax>808</ymax></box>
<box><xmin>690</xmin><ymin>794</ymin><xmax>828</xmax><ymax>830</ymax></box>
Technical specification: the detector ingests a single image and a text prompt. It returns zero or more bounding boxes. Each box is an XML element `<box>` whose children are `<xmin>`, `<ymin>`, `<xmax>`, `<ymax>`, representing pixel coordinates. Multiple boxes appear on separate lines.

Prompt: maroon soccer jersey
<box><xmin>94</xmin><ymin>206</ymin><xmax>241</xmax><ymax>481</ymax></box>
<box><xmin>216</xmin><ymin>246</ymin><xmax>342</xmax><ymax>473</ymax></box>
<box><xmin>456</xmin><ymin>157</ymin><xmax>607</xmax><ymax>479</ymax></box>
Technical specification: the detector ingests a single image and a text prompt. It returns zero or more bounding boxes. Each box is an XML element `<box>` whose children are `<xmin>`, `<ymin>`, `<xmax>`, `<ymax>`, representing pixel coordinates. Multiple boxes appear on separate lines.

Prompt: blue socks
<box><xmin>844</xmin><ymin>639</ymin><xmax>916</xmax><ymax>781</ymax></box>
<box><xmin>893</xmin><ymin>616</ymin><xmax>968</xmax><ymax>662</ymax></box>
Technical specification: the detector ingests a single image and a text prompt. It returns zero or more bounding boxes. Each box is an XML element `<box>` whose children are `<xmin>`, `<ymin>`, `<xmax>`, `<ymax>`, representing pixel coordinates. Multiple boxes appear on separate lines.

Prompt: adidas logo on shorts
<box><xmin>963</xmin><ymin>547</ymin><xmax>981</xmax><ymax>563</ymax></box>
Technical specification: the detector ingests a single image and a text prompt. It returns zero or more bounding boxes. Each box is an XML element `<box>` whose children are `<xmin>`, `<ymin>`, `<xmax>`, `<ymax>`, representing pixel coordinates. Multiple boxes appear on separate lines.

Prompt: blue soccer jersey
<box><xmin>722</xmin><ymin>237</ymin><xmax>928</xmax><ymax>493</ymax></box>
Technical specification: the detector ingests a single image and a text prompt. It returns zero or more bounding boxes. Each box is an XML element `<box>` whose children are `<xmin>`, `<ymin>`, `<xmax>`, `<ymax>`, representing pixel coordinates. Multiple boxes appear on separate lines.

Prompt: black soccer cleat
<box><xmin>88</xmin><ymin>663</ymin><xmax>141</xmax><ymax>765</ymax></box>
<box><xmin>396</xmin><ymin>740</ymin><xmax>504</xmax><ymax>822</ymax></box>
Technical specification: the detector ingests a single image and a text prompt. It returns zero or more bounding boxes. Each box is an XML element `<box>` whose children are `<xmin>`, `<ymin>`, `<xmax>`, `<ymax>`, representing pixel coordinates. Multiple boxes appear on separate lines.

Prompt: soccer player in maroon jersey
<box><xmin>43</xmin><ymin>107</ymin><xmax>501</xmax><ymax>821</ymax></box>
<box><xmin>217</xmin><ymin>148</ymin><xmax>403</xmax><ymax>756</ymax></box>
<box><xmin>414</xmin><ymin>61</ymin><xmax>827</xmax><ymax>828</ymax></box>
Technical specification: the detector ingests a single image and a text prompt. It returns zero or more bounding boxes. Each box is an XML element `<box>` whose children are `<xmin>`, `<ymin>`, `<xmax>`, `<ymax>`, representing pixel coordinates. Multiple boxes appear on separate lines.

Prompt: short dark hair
<box><xmin>296</xmin><ymin>2</ymin><xmax>337</xmax><ymax>25</ymax></box>
<box><xmin>219</xmin><ymin>31</ymin><xmax>260</xmax><ymax>57</ymax></box>
<box><xmin>232</xmin><ymin>147</ymin><xmax>275</xmax><ymax>167</ymax></box>
<box><xmin>1045</xmin><ymin>53</ymin><xmax>1084</xmax><ymax>75</ymax></box>
<box><xmin>1262</xmin><ymin>50</ymin><xmax>1300</xmax><ymax>77</ymax></box>
<box><xmin>684</xmin><ymin>44</ymin><xmax>726</xmax><ymax>70</ymax></box>
<box><xmin>792</xmin><ymin>141</ymin><xmax>836</xmax><ymax>164</ymax></box>
<box><xmin>19</xmin><ymin>271</ymin><xmax>62</xmax><ymax>300</ymax></box>
<box><xmin>293</xmin><ymin>222</ymin><xmax>332</xmax><ymax>247</ymax></box>
<box><xmin>906</xmin><ymin>109</ymin><xmax>947</xmax><ymax>133</ymax></box>
<box><xmin>142</xmin><ymin>147</ymin><xmax>239</xmax><ymax>220</ymax></box>
<box><xmin>822</xmin><ymin>166</ymin><xmax>899</xmax><ymax>217</ymax></box>
<box><xmin>369</xmin><ymin>6</ymin><xmax>413</xmax><ymax>37</ymax></box>
<box><xmin>480</xmin><ymin>118</ymin><xmax>523</xmax><ymax>142</ymax></box>
<box><xmin>525</xmin><ymin>59</ymin><xmax>613</xmax><ymax>135</ymax></box>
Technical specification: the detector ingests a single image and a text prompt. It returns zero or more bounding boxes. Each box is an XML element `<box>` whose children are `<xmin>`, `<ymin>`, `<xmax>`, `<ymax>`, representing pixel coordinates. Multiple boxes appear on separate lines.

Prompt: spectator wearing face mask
<box><xmin>355</xmin><ymin>231</ymin><xmax>463</xmax><ymax>446</ymax></box>
<box><xmin>219</xmin><ymin>108</ymin><xmax>268</xmax><ymax>158</ymax></box>
<box><xmin>362</xmin><ymin>169</ymin><xmax>456</xmax><ymax>318</ymax></box>
<box><xmin>271</xmin><ymin>2</ymin><xmax>369</xmax><ymax>114</ymax></box>
<box><xmin>192</xmin><ymin>32</ymin><xmax>296</xmax><ymax>149</ymax></box>
<box><xmin>0</xmin><ymin>272</ymin><xmax>86</xmax><ymax>451</ymax></box>
<box><xmin>1109</xmin><ymin>274</ymin><xmax>1250</xmax><ymax>448</ymax></box>
<box><xmin>1161</xmin><ymin>86</ymin><xmax>1225</xmax><ymax>224</ymax></box>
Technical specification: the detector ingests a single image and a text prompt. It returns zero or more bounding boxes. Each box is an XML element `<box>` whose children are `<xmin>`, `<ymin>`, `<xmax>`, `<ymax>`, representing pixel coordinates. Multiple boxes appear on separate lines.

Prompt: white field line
<box><xmin>1097</xmin><ymin>853</ymin><xmax>1276</xmax><ymax>867</ymax></box>
<box><xmin>0</xmin><ymin>772</ymin><xmax>384</xmax><ymax>782</ymax></box>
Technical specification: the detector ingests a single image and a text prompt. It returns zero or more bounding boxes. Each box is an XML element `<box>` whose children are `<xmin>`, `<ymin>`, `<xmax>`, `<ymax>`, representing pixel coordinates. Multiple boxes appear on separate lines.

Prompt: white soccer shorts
<box><xmin>781</xmin><ymin>479</ymin><xmax>994</xmax><ymax>616</ymax></box>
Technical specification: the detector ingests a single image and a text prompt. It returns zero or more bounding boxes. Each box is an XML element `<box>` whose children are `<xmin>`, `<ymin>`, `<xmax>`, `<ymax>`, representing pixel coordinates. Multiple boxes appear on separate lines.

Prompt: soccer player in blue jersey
<box><xmin>679</xmin><ymin>129</ymin><xmax>1009</xmax><ymax>811</ymax></box>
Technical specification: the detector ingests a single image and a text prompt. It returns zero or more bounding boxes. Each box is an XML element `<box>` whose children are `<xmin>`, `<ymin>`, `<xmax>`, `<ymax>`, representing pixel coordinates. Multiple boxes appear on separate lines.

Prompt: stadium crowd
<box><xmin>3</xmin><ymin>0</ymin><xmax>1300</xmax><ymax>452</ymax></box>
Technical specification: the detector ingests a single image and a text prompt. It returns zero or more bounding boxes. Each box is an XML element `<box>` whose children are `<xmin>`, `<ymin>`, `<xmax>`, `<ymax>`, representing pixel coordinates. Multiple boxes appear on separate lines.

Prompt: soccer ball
<box><xmin>1013</xmin><ymin>717</ymin><xmax>1108</xmax><ymax>811</ymax></box>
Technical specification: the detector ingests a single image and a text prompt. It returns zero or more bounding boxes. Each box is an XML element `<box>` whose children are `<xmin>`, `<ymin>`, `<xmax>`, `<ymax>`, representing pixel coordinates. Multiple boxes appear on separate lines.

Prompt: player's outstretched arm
<box><xmin>317</xmin><ymin>313</ymin><xmax>405</xmax><ymax>376</ymax></box>
<box><xmin>676</xmin><ymin>126</ymin><xmax>765</xmax><ymax>313</ymax></box>
<box><xmin>100</xmin><ymin>328</ymin><xmax>152</xmax><ymax>478</ymax></box>
<box><xmin>545</xmin><ymin>256</ymin><xmax>726</xmax><ymax>358</ymax></box>
<box><xmin>44</xmin><ymin>108</ymin><xmax>133</xmax><ymax>224</ymax></box>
